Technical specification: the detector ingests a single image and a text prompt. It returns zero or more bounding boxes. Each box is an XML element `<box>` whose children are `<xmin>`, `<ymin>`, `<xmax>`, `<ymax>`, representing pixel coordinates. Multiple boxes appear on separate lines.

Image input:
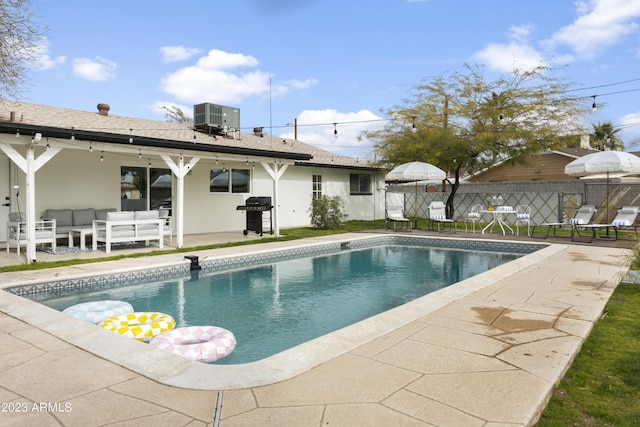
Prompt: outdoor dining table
<box><xmin>480</xmin><ymin>207</ymin><xmax>517</xmax><ymax>235</ymax></box>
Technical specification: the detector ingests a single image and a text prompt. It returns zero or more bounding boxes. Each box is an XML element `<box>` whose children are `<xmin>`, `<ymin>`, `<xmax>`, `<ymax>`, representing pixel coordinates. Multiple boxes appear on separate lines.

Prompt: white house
<box><xmin>0</xmin><ymin>101</ymin><xmax>385</xmax><ymax>262</ymax></box>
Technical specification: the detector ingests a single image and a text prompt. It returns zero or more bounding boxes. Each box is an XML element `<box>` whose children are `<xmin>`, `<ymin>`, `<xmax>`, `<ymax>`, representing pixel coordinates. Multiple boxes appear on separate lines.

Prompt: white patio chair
<box><xmin>515</xmin><ymin>205</ymin><xmax>532</xmax><ymax>236</ymax></box>
<box><xmin>6</xmin><ymin>212</ymin><xmax>57</xmax><ymax>257</ymax></box>
<box><xmin>464</xmin><ymin>204</ymin><xmax>483</xmax><ymax>233</ymax></box>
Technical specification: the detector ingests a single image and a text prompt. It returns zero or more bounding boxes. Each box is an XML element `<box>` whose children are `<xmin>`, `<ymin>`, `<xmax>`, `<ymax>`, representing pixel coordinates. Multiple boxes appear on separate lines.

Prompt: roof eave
<box><xmin>0</xmin><ymin>122</ymin><xmax>313</xmax><ymax>161</ymax></box>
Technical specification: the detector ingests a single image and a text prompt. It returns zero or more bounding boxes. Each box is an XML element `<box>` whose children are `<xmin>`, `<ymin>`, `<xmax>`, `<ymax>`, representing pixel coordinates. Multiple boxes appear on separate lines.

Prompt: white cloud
<box><xmin>29</xmin><ymin>37</ymin><xmax>66</xmax><ymax>70</ymax></box>
<box><xmin>72</xmin><ymin>56</ymin><xmax>117</xmax><ymax>81</ymax></box>
<box><xmin>546</xmin><ymin>0</ymin><xmax>640</xmax><ymax>59</ymax></box>
<box><xmin>473</xmin><ymin>40</ymin><xmax>547</xmax><ymax>73</ymax></box>
<box><xmin>620</xmin><ymin>111</ymin><xmax>640</xmax><ymax>141</ymax></box>
<box><xmin>279</xmin><ymin>109</ymin><xmax>386</xmax><ymax>159</ymax></box>
<box><xmin>160</xmin><ymin>45</ymin><xmax>203</xmax><ymax>63</ymax></box>
<box><xmin>160</xmin><ymin>48</ymin><xmax>317</xmax><ymax>105</ymax></box>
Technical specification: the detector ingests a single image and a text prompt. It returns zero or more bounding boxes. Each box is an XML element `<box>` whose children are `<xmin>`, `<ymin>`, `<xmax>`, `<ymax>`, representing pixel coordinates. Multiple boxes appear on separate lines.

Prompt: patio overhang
<box><xmin>0</xmin><ymin>122</ymin><xmax>313</xmax><ymax>161</ymax></box>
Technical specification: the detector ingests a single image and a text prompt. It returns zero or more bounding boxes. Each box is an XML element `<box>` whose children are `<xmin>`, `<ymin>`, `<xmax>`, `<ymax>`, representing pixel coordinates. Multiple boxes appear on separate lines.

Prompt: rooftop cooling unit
<box><xmin>193</xmin><ymin>103</ymin><xmax>240</xmax><ymax>135</ymax></box>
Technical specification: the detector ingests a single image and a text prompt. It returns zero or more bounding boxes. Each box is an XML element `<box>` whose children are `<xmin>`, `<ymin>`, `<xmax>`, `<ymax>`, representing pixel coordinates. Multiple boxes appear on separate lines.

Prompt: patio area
<box><xmin>0</xmin><ymin>229</ymin><xmax>634</xmax><ymax>426</ymax></box>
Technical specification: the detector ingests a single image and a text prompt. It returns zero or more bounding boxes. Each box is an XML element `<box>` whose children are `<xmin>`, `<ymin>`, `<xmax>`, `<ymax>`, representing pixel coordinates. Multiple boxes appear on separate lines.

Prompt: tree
<box><xmin>162</xmin><ymin>105</ymin><xmax>193</xmax><ymax>125</ymax></box>
<box><xmin>0</xmin><ymin>0</ymin><xmax>45</xmax><ymax>99</ymax></box>
<box><xmin>366</xmin><ymin>64</ymin><xmax>587</xmax><ymax>219</ymax></box>
<box><xmin>590</xmin><ymin>121</ymin><xmax>624</xmax><ymax>151</ymax></box>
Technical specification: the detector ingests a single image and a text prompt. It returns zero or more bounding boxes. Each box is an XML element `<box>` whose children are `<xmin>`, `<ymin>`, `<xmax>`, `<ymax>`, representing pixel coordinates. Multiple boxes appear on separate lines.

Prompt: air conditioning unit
<box><xmin>193</xmin><ymin>103</ymin><xmax>240</xmax><ymax>134</ymax></box>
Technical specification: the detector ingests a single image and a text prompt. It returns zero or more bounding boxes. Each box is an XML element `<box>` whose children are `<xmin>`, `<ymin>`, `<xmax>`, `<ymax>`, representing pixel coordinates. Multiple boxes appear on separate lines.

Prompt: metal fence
<box><xmin>387</xmin><ymin>179</ymin><xmax>640</xmax><ymax>225</ymax></box>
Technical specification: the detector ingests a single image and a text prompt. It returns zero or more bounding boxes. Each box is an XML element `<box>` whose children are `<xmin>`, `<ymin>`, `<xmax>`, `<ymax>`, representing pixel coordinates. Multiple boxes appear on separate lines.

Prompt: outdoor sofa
<box><xmin>92</xmin><ymin>210</ymin><xmax>164</xmax><ymax>253</ymax></box>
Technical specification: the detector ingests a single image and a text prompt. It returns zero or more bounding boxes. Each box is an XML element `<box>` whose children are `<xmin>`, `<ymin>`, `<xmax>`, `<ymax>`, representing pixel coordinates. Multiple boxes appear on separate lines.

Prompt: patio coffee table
<box><xmin>69</xmin><ymin>228</ymin><xmax>93</xmax><ymax>250</ymax></box>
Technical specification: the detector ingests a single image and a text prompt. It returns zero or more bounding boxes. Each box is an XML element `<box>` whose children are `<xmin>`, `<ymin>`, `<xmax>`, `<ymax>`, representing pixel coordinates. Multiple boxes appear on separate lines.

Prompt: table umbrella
<box><xmin>564</xmin><ymin>151</ymin><xmax>640</xmax><ymax>223</ymax></box>
<box><xmin>385</xmin><ymin>161</ymin><xmax>447</xmax><ymax>224</ymax></box>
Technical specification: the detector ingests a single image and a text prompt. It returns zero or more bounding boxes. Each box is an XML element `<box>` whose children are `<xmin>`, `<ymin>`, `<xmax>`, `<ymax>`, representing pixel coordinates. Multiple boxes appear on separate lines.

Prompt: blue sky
<box><xmin>24</xmin><ymin>0</ymin><xmax>640</xmax><ymax>159</ymax></box>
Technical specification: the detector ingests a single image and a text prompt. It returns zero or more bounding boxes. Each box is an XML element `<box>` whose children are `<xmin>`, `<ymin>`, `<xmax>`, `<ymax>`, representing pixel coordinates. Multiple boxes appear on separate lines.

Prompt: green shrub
<box><xmin>308</xmin><ymin>195</ymin><xmax>347</xmax><ymax>229</ymax></box>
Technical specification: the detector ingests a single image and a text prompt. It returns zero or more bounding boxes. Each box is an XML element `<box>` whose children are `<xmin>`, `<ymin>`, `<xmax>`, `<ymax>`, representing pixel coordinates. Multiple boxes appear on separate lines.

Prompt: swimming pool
<box><xmin>14</xmin><ymin>235</ymin><xmax>539</xmax><ymax>365</ymax></box>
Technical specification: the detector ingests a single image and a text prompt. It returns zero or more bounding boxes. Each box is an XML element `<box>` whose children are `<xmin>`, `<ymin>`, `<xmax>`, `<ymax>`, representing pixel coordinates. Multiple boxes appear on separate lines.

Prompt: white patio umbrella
<box><xmin>565</xmin><ymin>151</ymin><xmax>640</xmax><ymax>223</ymax></box>
<box><xmin>385</xmin><ymin>161</ymin><xmax>447</xmax><ymax>224</ymax></box>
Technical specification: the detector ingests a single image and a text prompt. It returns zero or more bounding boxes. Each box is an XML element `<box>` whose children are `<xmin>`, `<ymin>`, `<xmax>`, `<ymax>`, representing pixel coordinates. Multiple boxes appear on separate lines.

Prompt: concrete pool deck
<box><xmin>0</xmin><ymin>231</ymin><xmax>633</xmax><ymax>426</ymax></box>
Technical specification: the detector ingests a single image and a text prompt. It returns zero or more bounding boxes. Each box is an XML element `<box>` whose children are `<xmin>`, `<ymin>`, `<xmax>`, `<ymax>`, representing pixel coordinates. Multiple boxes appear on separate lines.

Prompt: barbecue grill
<box><xmin>236</xmin><ymin>196</ymin><xmax>273</xmax><ymax>235</ymax></box>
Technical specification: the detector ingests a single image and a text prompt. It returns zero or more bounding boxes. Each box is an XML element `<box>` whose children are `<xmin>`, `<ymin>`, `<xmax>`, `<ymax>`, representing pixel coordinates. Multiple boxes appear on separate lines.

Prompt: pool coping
<box><xmin>0</xmin><ymin>234</ymin><xmax>567</xmax><ymax>390</ymax></box>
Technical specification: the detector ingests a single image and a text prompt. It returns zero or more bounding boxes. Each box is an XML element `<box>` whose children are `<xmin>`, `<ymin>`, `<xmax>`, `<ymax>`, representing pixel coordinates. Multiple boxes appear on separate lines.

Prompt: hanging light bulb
<box><xmin>45</xmin><ymin>138</ymin><xmax>50</xmax><ymax>150</ymax></box>
<box><xmin>591</xmin><ymin>95</ymin><xmax>597</xmax><ymax>113</ymax></box>
<box><xmin>89</xmin><ymin>141</ymin><xmax>93</xmax><ymax>152</ymax></box>
<box><xmin>333</xmin><ymin>123</ymin><xmax>338</xmax><ymax>139</ymax></box>
<box><xmin>100</xmin><ymin>151</ymin><xmax>104</xmax><ymax>162</ymax></box>
<box><xmin>138</xmin><ymin>149</ymin><xmax>142</xmax><ymax>159</ymax></box>
<box><xmin>129</xmin><ymin>129</ymin><xmax>133</xmax><ymax>143</ymax></box>
<box><xmin>148</xmin><ymin>158</ymin><xmax>151</xmax><ymax>167</ymax></box>
<box><xmin>70</xmin><ymin>127</ymin><xmax>75</xmax><ymax>141</ymax></box>
<box><xmin>16</xmin><ymin>129</ymin><xmax>20</xmax><ymax>137</ymax></box>
<box><xmin>411</xmin><ymin>116</ymin><xmax>417</xmax><ymax>133</ymax></box>
<box><xmin>193</xmin><ymin>130</ymin><xmax>197</xmax><ymax>143</ymax></box>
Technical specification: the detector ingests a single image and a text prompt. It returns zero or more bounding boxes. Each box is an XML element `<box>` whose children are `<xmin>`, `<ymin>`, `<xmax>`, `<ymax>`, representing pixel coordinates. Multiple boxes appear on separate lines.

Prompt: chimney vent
<box><xmin>97</xmin><ymin>103</ymin><xmax>110</xmax><ymax>116</ymax></box>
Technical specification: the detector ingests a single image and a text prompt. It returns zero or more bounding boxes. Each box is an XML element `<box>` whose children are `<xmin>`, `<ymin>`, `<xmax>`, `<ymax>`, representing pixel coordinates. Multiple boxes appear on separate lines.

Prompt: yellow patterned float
<box><xmin>100</xmin><ymin>312</ymin><xmax>175</xmax><ymax>342</ymax></box>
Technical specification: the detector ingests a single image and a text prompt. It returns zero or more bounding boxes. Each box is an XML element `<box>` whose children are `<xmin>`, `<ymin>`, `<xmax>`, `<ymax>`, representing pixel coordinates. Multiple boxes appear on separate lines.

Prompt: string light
<box><xmin>15</xmin><ymin>129</ymin><xmax>19</xmax><ymax>137</ymax></box>
<box><xmin>70</xmin><ymin>127</ymin><xmax>75</xmax><ymax>141</ymax></box>
<box><xmin>100</xmin><ymin>151</ymin><xmax>104</xmax><ymax>162</ymax></box>
<box><xmin>129</xmin><ymin>129</ymin><xmax>133</xmax><ymax>143</ymax></box>
<box><xmin>591</xmin><ymin>95</ymin><xmax>597</xmax><ymax>113</ymax></box>
<box><xmin>333</xmin><ymin>123</ymin><xmax>338</xmax><ymax>139</ymax></box>
<box><xmin>89</xmin><ymin>141</ymin><xmax>93</xmax><ymax>152</ymax></box>
<box><xmin>45</xmin><ymin>138</ymin><xmax>50</xmax><ymax>150</ymax></box>
<box><xmin>138</xmin><ymin>149</ymin><xmax>142</xmax><ymax>159</ymax></box>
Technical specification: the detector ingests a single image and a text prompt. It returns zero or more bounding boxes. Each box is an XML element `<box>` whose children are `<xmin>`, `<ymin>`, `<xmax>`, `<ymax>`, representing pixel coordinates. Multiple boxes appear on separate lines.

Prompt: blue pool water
<box><xmin>37</xmin><ymin>245</ymin><xmax>521</xmax><ymax>364</ymax></box>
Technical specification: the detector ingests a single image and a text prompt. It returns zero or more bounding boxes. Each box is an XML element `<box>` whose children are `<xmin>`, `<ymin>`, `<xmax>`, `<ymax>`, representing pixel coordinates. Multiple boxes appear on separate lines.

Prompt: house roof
<box><xmin>0</xmin><ymin>101</ymin><xmax>379</xmax><ymax>170</ymax></box>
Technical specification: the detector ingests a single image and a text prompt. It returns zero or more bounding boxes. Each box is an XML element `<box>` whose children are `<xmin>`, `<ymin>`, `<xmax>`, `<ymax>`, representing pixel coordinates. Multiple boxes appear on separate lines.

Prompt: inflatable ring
<box><xmin>149</xmin><ymin>326</ymin><xmax>236</xmax><ymax>363</ymax></box>
<box><xmin>100</xmin><ymin>312</ymin><xmax>175</xmax><ymax>342</ymax></box>
<box><xmin>63</xmin><ymin>300</ymin><xmax>134</xmax><ymax>324</ymax></box>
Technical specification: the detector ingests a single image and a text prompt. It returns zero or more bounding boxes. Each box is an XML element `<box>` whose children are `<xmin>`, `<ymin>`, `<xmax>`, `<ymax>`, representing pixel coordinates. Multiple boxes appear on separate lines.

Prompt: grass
<box><xmin>536</xmin><ymin>283</ymin><xmax>640</xmax><ymax>426</ymax></box>
<box><xmin>0</xmin><ymin>219</ymin><xmax>389</xmax><ymax>273</ymax></box>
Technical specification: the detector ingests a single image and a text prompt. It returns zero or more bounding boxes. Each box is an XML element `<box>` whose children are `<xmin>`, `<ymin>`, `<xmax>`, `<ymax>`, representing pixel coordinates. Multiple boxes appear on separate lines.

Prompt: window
<box><xmin>121</xmin><ymin>166</ymin><xmax>147</xmax><ymax>211</ymax></box>
<box><xmin>210</xmin><ymin>168</ymin><xmax>250</xmax><ymax>193</ymax></box>
<box><xmin>149</xmin><ymin>168</ymin><xmax>172</xmax><ymax>210</ymax></box>
<box><xmin>312</xmin><ymin>174</ymin><xmax>322</xmax><ymax>199</ymax></box>
<box><xmin>350</xmin><ymin>173</ymin><xmax>371</xmax><ymax>195</ymax></box>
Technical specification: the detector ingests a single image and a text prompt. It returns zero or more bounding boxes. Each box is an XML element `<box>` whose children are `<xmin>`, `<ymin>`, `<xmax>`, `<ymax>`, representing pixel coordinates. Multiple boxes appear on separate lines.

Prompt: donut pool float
<box><xmin>100</xmin><ymin>312</ymin><xmax>175</xmax><ymax>342</ymax></box>
<box><xmin>63</xmin><ymin>300</ymin><xmax>134</xmax><ymax>324</ymax></box>
<box><xmin>149</xmin><ymin>326</ymin><xmax>236</xmax><ymax>363</ymax></box>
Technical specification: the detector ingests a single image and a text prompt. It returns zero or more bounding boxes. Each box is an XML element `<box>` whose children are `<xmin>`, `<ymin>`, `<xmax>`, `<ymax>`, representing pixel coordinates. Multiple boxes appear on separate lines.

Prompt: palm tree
<box><xmin>591</xmin><ymin>121</ymin><xmax>624</xmax><ymax>151</ymax></box>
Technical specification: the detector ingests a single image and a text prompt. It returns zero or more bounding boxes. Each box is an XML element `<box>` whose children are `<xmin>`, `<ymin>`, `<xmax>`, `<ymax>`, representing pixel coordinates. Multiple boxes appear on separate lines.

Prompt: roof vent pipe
<box><xmin>97</xmin><ymin>103</ymin><xmax>110</xmax><ymax>116</ymax></box>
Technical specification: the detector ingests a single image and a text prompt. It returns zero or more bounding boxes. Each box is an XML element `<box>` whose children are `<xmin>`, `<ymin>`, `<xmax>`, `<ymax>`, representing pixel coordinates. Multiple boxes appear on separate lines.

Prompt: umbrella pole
<box><xmin>414</xmin><ymin>181</ymin><xmax>418</xmax><ymax>228</ymax></box>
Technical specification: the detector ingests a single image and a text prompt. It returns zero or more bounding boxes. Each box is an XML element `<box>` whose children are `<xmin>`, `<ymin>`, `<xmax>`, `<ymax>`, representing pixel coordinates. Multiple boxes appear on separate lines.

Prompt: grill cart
<box><xmin>236</xmin><ymin>196</ymin><xmax>273</xmax><ymax>236</ymax></box>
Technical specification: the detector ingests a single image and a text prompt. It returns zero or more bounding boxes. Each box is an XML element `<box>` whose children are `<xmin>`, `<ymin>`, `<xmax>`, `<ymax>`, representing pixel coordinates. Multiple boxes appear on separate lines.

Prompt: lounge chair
<box><xmin>464</xmin><ymin>204</ymin><xmax>483</xmax><ymax>233</ymax></box>
<box><xmin>385</xmin><ymin>206</ymin><xmax>412</xmax><ymax>231</ymax></box>
<box><xmin>572</xmin><ymin>206</ymin><xmax>640</xmax><ymax>242</ymax></box>
<box><xmin>536</xmin><ymin>205</ymin><xmax>596</xmax><ymax>239</ymax></box>
<box><xmin>427</xmin><ymin>201</ymin><xmax>456</xmax><ymax>232</ymax></box>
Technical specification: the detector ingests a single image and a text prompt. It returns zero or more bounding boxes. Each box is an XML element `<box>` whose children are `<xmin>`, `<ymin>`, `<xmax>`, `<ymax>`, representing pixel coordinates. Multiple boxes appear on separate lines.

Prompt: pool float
<box><xmin>149</xmin><ymin>326</ymin><xmax>236</xmax><ymax>363</ymax></box>
<box><xmin>63</xmin><ymin>300</ymin><xmax>134</xmax><ymax>324</ymax></box>
<box><xmin>100</xmin><ymin>312</ymin><xmax>175</xmax><ymax>342</ymax></box>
